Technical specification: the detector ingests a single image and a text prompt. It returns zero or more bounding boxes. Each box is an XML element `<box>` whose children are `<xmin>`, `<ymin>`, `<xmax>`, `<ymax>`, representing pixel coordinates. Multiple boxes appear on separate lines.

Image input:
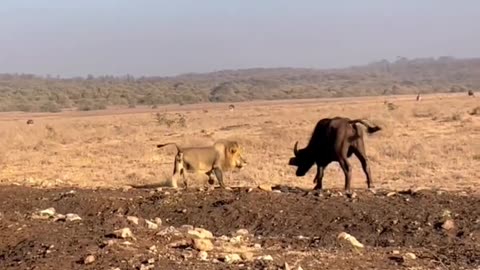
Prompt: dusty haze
<box><xmin>1</xmin><ymin>0</ymin><xmax>479</xmax><ymax>77</ymax></box>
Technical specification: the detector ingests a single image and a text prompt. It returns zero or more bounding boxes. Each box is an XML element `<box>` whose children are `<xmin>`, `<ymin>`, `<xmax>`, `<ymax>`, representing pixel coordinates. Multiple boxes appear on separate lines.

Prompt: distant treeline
<box><xmin>1</xmin><ymin>56</ymin><xmax>479</xmax><ymax>112</ymax></box>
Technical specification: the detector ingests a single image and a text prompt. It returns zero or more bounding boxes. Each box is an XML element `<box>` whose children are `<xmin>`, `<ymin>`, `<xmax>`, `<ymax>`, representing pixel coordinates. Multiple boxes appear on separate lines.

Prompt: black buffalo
<box><xmin>288</xmin><ymin>117</ymin><xmax>381</xmax><ymax>195</ymax></box>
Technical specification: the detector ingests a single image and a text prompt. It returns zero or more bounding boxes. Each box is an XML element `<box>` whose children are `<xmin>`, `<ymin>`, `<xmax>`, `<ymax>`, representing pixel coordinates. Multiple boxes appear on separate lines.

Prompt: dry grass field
<box><xmin>0</xmin><ymin>93</ymin><xmax>478</xmax><ymax>192</ymax></box>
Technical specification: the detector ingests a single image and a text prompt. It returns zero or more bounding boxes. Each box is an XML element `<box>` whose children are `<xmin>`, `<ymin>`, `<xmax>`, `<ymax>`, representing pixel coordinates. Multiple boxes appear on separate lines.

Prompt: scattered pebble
<box><xmin>187</xmin><ymin>228</ymin><xmax>214</xmax><ymax>239</ymax></box>
<box><xmin>110</xmin><ymin>228</ymin><xmax>135</xmax><ymax>240</ymax></box>
<box><xmin>126</xmin><ymin>216</ymin><xmax>139</xmax><ymax>225</ymax></box>
<box><xmin>442</xmin><ymin>219</ymin><xmax>455</xmax><ymax>231</ymax></box>
<box><xmin>84</xmin><ymin>255</ymin><xmax>95</xmax><ymax>265</ymax></box>
<box><xmin>66</xmin><ymin>213</ymin><xmax>82</xmax><ymax>222</ymax></box>
<box><xmin>193</xmin><ymin>238</ymin><xmax>214</xmax><ymax>251</ymax></box>
<box><xmin>221</xmin><ymin>253</ymin><xmax>242</xmax><ymax>264</ymax></box>
<box><xmin>386</xmin><ymin>192</ymin><xmax>396</xmax><ymax>197</ymax></box>
<box><xmin>154</xmin><ymin>217</ymin><xmax>162</xmax><ymax>226</ymax></box>
<box><xmin>145</xmin><ymin>219</ymin><xmax>158</xmax><ymax>230</ymax></box>
<box><xmin>404</xmin><ymin>252</ymin><xmax>417</xmax><ymax>260</ymax></box>
<box><xmin>197</xmin><ymin>251</ymin><xmax>209</xmax><ymax>261</ymax></box>
<box><xmin>257</xmin><ymin>255</ymin><xmax>273</xmax><ymax>261</ymax></box>
<box><xmin>240</xmin><ymin>252</ymin><xmax>254</xmax><ymax>261</ymax></box>
<box><xmin>258</xmin><ymin>184</ymin><xmax>272</xmax><ymax>192</ymax></box>
<box><xmin>337</xmin><ymin>232</ymin><xmax>364</xmax><ymax>249</ymax></box>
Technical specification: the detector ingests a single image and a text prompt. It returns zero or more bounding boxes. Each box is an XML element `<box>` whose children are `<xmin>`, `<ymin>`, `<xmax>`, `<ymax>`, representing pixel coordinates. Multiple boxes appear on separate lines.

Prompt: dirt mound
<box><xmin>0</xmin><ymin>185</ymin><xmax>478</xmax><ymax>269</ymax></box>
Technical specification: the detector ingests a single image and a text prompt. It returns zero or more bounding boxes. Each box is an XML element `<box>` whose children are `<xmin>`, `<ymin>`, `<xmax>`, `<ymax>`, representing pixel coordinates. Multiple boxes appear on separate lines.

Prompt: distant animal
<box><xmin>468</xmin><ymin>90</ymin><xmax>475</xmax><ymax>97</ymax></box>
<box><xmin>288</xmin><ymin>117</ymin><xmax>381</xmax><ymax>196</ymax></box>
<box><xmin>157</xmin><ymin>139</ymin><xmax>247</xmax><ymax>189</ymax></box>
<box><xmin>228</xmin><ymin>104</ymin><xmax>235</xmax><ymax>111</ymax></box>
<box><xmin>26</xmin><ymin>119</ymin><xmax>34</xmax><ymax>125</ymax></box>
<box><xmin>416</xmin><ymin>93</ymin><xmax>422</xmax><ymax>101</ymax></box>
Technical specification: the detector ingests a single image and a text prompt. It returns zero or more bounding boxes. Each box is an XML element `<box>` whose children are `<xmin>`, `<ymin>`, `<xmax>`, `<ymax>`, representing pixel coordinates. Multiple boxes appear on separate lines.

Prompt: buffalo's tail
<box><xmin>349</xmin><ymin>119</ymin><xmax>382</xmax><ymax>134</ymax></box>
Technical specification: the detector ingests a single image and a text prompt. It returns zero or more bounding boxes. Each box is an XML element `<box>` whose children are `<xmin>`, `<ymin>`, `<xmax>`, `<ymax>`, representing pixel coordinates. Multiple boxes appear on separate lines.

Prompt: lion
<box><xmin>157</xmin><ymin>139</ymin><xmax>247</xmax><ymax>189</ymax></box>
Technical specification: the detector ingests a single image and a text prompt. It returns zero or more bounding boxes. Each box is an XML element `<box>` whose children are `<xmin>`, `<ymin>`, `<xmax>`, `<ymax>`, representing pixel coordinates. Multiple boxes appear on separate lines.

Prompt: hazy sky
<box><xmin>1</xmin><ymin>0</ymin><xmax>479</xmax><ymax>77</ymax></box>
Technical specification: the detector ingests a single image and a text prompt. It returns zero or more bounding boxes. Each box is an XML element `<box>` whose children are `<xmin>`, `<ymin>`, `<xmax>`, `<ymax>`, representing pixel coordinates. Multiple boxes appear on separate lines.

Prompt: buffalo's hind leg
<box><xmin>353</xmin><ymin>144</ymin><xmax>374</xmax><ymax>190</ymax></box>
<box><xmin>338</xmin><ymin>157</ymin><xmax>353</xmax><ymax>196</ymax></box>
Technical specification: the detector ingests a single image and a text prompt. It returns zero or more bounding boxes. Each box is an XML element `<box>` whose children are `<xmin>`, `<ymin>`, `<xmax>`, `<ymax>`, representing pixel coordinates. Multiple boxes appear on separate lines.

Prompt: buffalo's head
<box><xmin>288</xmin><ymin>141</ymin><xmax>315</xmax><ymax>177</ymax></box>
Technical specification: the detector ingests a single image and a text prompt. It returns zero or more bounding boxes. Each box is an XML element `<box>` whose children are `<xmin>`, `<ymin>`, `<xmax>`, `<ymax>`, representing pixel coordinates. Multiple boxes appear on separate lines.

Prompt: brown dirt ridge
<box><xmin>0</xmin><ymin>185</ymin><xmax>479</xmax><ymax>270</ymax></box>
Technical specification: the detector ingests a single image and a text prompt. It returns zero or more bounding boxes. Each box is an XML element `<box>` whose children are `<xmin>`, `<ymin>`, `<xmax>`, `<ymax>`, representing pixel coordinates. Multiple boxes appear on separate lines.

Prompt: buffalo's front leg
<box><xmin>313</xmin><ymin>166</ymin><xmax>324</xmax><ymax>190</ymax></box>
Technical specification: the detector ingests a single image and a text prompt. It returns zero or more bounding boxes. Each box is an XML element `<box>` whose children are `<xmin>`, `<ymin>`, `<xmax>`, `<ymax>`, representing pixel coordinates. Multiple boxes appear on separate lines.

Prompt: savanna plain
<box><xmin>0</xmin><ymin>93</ymin><xmax>479</xmax><ymax>270</ymax></box>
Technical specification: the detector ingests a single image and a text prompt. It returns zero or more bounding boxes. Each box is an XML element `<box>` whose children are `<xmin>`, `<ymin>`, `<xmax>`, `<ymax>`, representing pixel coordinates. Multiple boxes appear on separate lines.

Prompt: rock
<box><xmin>111</xmin><ymin>228</ymin><xmax>135</xmax><ymax>240</ymax></box>
<box><xmin>391</xmin><ymin>250</ymin><xmax>401</xmax><ymax>255</ymax></box>
<box><xmin>258</xmin><ymin>184</ymin><xmax>272</xmax><ymax>192</ymax></box>
<box><xmin>247</xmin><ymin>188</ymin><xmax>253</xmax><ymax>193</ymax></box>
<box><xmin>126</xmin><ymin>216</ymin><xmax>139</xmax><ymax>225</ymax></box>
<box><xmin>235</xmin><ymin>229</ymin><xmax>249</xmax><ymax>236</ymax></box>
<box><xmin>66</xmin><ymin>213</ymin><xmax>82</xmax><ymax>222</ymax></box>
<box><xmin>284</xmin><ymin>262</ymin><xmax>291</xmax><ymax>270</ymax></box>
<box><xmin>34</xmin><ymin>207</ymin><xmax>56</xmax><ymax>219</ymax></box>
<box><xmin>198</xmin><ymin>251</ymin><xmax>209</xmax><ymax>261</ymax></box>
<box><xmin>84</xmin><ymin>255</ymin><xmax>95</xmax><ymax>264</ymax></box>
<box><xmin>53</xmin><ymin>214</ymin><xmax>66</xmax><ymax>222</ymax></box>
<box><xmin>222</xmin><ymin>253</ymin><xmax>242</xmax><ymax>264</ymax></box>
<box><xmin>254</xmin><ymin>243</ymin><xmax>262</xmax><ymax>249</ymax></box>
<box><xmin>337</xmin><ymin>232</ymin><xmax>364</xmax><ymax>249</ymax></box>
<box><xmin>296</xmin><ymin>266</ymin><xmax>304</xmax><ymax>270</ymax></box>
<box><xmin>442</xmin><ymin>219</ymin><xmax>455</xmax><ymax>231</ymax></box>
<box><xmin>441</xmin><ymin>209</ymin><xmax>452</xmax><ymax>218</ymax></box>
<box><xmin>121</xmin><ymin>186</ymin><xmax>132</xmax><ymax>192</ymax></box>
<box><xmin>218</xmin><ymin>235</ymin><xmax>230</xmax><ymax>241</ymax></box>
<box><xmin>147</xmin><ymin>258</ymin><xmax>155</xmax><ymax>264</ymax></box>
<box><xmin>139</xmin><ymin>264</ymin><xmax>154</xmax><ymax>270</ymax></box>
<box><xmin>240</xmin><ymin>252</ymin><xmax>254</xmax><ymax>261</ymax></box>
<box><xmin>145</xmin><ymin>219</ymin><xmax>158</xmax><ymax>230</ymax></box>
<box><xmin>193</xmin><ymin>238</ymin><xmax>214</xmax><ymax>251</ymax></box>
<box><xmin>148</xmin><ymin>245</ymin><xmax>157</xmax><ymax>253</ymax></box>
<box><xmin>187</xmin><ymin>228</ymin><xmax>214</xmax><ymax>239</ymax></box>
<box><xmin>181</xmin><ymin>251</ymin><xmax>194</xmax><ymax>260</ymax></box>
<box><xmin>229</xmin><ymin>235</ymin><xmax>243</xmax><ymax>244</ymax></box>
<box><xmin>404</xmin><ymin>252</ymin><xmax>417</xmax><ymax>260</ymax></box>
<box><xmin>179</xmin><ymin>224</ymin><xmax>194</xmax><ymax>232</ymax></box>
<box><xmin>168</xmin><ymin>239</ymin><xmax>192</xmax><ymax>249</ymax></box>
<box><xmin>257</xmin><ymin>255</ymin><xmax>274</xmax><ymax>261</ymax></box>
<box><xmin>157</xmin><ymin>226</ymin><xmax>179</xmax><ymax>236</ymax></box>
<box><xmin>154</xmin><ymin>217</ymin><xmax>162</xmax><ymax>226</ymax></box>
<box><xmin>272</xmin><ymin>190</ymin><xmax>282</xmax><ymax>193</ymax></box>
<box><xmin>386</xmin><ymin>192</ymin><xmax>396</xmax><ymax>197</ymax></box>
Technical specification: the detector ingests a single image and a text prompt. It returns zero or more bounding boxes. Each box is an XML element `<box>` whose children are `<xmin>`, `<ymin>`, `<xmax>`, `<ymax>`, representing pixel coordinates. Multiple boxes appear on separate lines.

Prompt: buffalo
<box><xmin>288</xmin><ymin>117</ymin><xmax>381</xmax><ymax>195</ymax></box>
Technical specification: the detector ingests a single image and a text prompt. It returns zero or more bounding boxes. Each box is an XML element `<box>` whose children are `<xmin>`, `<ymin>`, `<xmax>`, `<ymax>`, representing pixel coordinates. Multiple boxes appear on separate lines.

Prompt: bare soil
<box><xmin>0</xmin><ymin>185</ymin><xmax>478</xmax><ymax>270</ymax></box>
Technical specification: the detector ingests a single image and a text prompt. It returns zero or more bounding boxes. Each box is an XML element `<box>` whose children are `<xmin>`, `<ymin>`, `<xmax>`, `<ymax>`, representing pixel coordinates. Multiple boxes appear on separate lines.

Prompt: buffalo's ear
<box><xmin>288</xmin><ymin>157</ymin><xmax>297</xmax><ymax>166</ymax></box>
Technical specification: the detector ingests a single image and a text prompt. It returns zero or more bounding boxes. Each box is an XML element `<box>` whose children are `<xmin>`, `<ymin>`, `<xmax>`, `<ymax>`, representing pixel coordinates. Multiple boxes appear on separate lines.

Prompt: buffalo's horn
<box><xmin>294</xmin><ymin>141</ymin><xmax>299</xmax><ymax>155</ymax></box>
